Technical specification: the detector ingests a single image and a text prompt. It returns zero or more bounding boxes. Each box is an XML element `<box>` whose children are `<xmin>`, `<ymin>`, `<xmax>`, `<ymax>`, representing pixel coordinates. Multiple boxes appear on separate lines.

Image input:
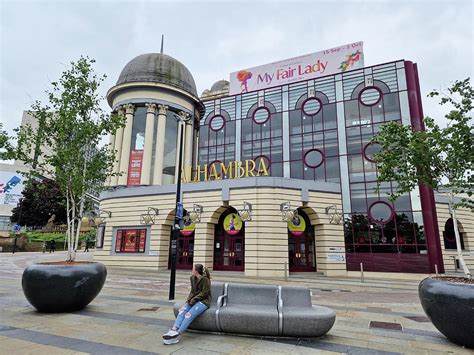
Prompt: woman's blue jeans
<box><xmin>174</xmin><ymin>302</ymin><xmax>209</xmax><ymax>333</ymax></box>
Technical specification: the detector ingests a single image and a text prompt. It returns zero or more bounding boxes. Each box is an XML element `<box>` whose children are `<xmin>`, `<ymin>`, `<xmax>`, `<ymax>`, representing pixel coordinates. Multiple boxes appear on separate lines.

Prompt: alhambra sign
<box><xmin>182</xmin><ymin>159</ymin><xmax>269</xmax><ymax>183</ymax></box>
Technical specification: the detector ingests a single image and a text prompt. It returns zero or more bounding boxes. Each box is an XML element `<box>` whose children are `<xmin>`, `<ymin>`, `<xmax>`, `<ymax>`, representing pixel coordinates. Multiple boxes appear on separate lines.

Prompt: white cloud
<box><xmin>0</xmin><ymin>0</ymin><xmax>472</xmax><ymax>138</ymax></box>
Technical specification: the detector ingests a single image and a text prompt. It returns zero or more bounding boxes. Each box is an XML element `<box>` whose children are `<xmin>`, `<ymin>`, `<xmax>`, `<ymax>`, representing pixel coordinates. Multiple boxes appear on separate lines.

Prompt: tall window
<box><xmin>199</xmin><ymin>109</ymin><xmax>235</xmax><ymax>168</ymax></box>
<box><xmin>162</xmin><ymin>111</ymin><xmax>179</xmax><ymax>184</ymax></box>
<box><xmin>241</xmin><ymin>101</ymin><xmax>283</xmax><ymax>176</ymax></box>
<box><xmin>130</xmin><ymin>107</ymin><xmax>147</xmax><ymax>150</ymax></box>
<box><xmin>289</xmin><ymin>92</ymin><xmax>339</xmax><ymax>182</ymax></box>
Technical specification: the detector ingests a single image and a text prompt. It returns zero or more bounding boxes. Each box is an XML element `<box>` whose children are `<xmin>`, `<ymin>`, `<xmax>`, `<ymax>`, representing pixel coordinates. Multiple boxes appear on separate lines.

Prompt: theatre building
<box><xmin>94</xmin><ymin>43</ymin><xmax>474</xmax><ymax>278</ymax></box>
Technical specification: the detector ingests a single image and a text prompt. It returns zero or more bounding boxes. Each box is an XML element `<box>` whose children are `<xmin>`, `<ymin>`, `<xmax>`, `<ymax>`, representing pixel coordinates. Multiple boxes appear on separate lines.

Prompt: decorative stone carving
<box><xmin>177</xmin><ymin>111</ymin><xmax>191</xmax><ymax>122</ymax></box>
<box><xmin>116</xmin><ymin>106</ymin><xmax>126</xmax><ymax>116</ymax></box>
<box><xmin>125</xmin><ymin>104</ymin><xmax>135</xmax><ymax>114</ymax></box>
<box><xmin>158</xmin><ymin>105</ymin><xmax>168</xmax><ymax>115</ymax></box>
<box><xmin>146</xmin><ymin>103</ymin><xmax>157</xmax><ymax>114</ymax></box>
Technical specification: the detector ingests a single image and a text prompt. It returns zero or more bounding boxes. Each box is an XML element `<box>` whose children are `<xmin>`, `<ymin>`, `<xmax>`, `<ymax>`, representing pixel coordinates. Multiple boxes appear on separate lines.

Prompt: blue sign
<box><xmin>14</xmin><ymin>225</ymin><xmax>21</xmax><ymax>231</ymax></box>
<box><xmin>176</xmin><ymin>203</ymin><xmax>184</xmax><ymax>219</ymax></box>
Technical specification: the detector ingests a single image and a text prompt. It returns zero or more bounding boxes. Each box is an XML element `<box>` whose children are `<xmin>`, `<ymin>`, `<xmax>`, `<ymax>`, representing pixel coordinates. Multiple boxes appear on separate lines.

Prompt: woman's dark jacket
<box><xmin>186</xmin><ymin>275</ymin><xmax>211</xmax><ymax>307</ymax></box>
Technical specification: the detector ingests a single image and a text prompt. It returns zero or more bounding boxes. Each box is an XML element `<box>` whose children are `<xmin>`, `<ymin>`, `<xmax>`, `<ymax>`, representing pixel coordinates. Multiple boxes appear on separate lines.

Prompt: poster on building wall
<box><xmin>124</xmin><ymin>229</ymin><xmax>138</xmax><ymax>252</ymax></box>
<box><xmin>223</xmin><ymin>213</ymin><xmax>243</xmax><ymax>235</ymax></box>
<box><xmin>288</xmin><ymin>215</ymin><xmax>306</xmax><ymax>236</ymax></box>
<box><xmin>0</xmin><ymin>171</ymin><xmax>25</xmax><ymax>206</ymax></box>
<box><xmin>127</xmin><ymin>150</ymin><xmax>143</xmax><ymax>185</ymax></box>
<box><xmin>180</xmin><ymin>218</ymin><xmax>196</xmax><ymax>236</ymax></box>
<box><xmin>229</xmin><ymin>41</ymin><xmax>364</xmax><ymax>95</ymax></box>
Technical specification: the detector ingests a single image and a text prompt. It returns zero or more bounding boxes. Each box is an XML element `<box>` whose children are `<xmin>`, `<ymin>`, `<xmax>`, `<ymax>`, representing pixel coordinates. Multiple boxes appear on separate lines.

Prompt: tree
<box><xmin>0</xmin><ymin>123</ymin><xmax>12</xmax><ymax>160</ymax></box>
<box><xmin>10</xmin><ymin>57</ymin><xmax>125</xmax><ymax>261</ymax></box>
<box><xmin>11</xmin><ymin>178</ymin><xmax>67</xmax><ymax>227</ymax></box>
<box><xmin>373</xmin><ymin>78</ymin><xmax>473</xmax><ymax>277</ymax></box>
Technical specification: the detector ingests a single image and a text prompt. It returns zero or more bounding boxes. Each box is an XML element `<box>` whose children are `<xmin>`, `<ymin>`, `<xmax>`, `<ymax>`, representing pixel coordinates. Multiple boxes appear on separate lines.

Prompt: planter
<box><xmin>419</xmin><ymin>277</ymin><xmax>474</xmax><ymax>349</ymax></box>
<box><xmin>22</xmin><ymin>261</ymin><xmax>107</xmax><ymax>313</ymax></box>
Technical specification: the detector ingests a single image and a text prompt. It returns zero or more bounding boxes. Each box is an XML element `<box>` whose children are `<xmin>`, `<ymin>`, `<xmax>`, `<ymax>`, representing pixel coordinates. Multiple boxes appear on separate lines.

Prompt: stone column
<box><xmin>152</xmin><ymin>105</ymin><xmax>168</xmax><ymax>185</ymax></box>
<box><xmin>193</xmin><ymin>223</ymin><xmax>214</xmax><ymax>269</ymax></box>
<box><xmin>111</xmin><ymin>106</ymin><xmax>125</xmax><ymax>186</ymax></box>
<box><xmin>118</xmin><ymin>104</ymin><xmax>135</xmax><ymax>185</ymax></box>
<box><xmin>141</xmin><ymin>103</ymin><xmax>157</xmax><ymax>185</ymax></box>
<box><xmin>183</xmin><ymin>120</ymin><xmax>193</xmax><ymax>182</ymax></box>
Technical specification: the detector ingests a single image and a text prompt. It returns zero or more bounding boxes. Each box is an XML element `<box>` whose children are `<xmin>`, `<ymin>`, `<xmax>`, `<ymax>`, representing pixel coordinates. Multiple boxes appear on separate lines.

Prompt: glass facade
<box><xmin>199</xmin><ymin>60</ymin><xmax>431</xmax><ymax>272</ymax></box>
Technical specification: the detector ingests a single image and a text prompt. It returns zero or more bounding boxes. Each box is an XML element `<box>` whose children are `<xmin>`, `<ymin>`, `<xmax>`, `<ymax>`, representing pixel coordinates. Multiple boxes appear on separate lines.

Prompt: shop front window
<box><xmin>115</xmin><ymin>228</ymin><xmax>146</xmax><ymax>253</ymax></box>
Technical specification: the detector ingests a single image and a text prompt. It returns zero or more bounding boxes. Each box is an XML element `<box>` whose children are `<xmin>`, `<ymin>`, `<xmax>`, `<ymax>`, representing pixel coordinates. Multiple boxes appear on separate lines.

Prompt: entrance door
<box><xmin>177</xmin><ymin>234</ymin><xmax>194</xmax><ymax>270</ymax></box>
<box><xmin>213</xmin><ymin>209</ymin><xmax>245</xmax><ymax>271</ymax></box>
<box><xmin>288</xmin><ymin>210</ymin><xmax>316</xmax><ymax>272</ymax></box>
<box><xmin>168</xmin><ymin>230</ymin><xmax>194</xmax><ymax>270</ymax></box>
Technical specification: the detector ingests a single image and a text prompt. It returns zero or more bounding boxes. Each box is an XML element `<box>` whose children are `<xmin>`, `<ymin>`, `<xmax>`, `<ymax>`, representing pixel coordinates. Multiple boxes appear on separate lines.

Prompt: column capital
<box><xmin>145</xmin><ymin>103</ymin><xmax>157</xmax><ymax>114</ymax></box>
<box><xmin>116</xmin><ymin>106</ymin><xmax>126</xmax><ymax>115</ymax></box>
<box><xmin>177</xmin><ymin>111</ymin><xmax>191</xmax><ymax>122</ymax></box>
<box><xmin>125</xmin><ymin>104</ymin><xmax>135</xmax><ymax>114</ymax></box>
<box><xmin>158</xmin><ymin>105</ymin><xmax>169</xmax><ymax>115</ymax></box>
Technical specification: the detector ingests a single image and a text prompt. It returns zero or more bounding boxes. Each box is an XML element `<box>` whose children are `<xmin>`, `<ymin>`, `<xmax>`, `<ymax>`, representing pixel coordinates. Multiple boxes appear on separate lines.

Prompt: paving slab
<box><xmin>0</xmin><ymin>251</ymin><xmax>469</xmax><ymax>354</ymax></box>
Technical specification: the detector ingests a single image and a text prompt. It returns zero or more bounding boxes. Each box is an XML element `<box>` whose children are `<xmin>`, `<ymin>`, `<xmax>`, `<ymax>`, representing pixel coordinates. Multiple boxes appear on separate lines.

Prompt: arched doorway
<box><xmin>288</xmin><ymin>208</ymin><xmax>316</xmax><ymax>272</ymax></box>
<box><xmin>168</xmin><ymin>211</ymin><xmax>195</xmax><ymax>270</ymax></box>
<box><xmin>213</xmin><ymin>208</ymin><xmax>245</xmax><ymax>271</ymax></box>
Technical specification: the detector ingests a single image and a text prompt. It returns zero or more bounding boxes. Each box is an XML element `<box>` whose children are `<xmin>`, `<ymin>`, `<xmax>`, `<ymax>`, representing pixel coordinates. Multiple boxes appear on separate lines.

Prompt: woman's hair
<box><xmin>194</xmin><ymin>264</ymin><xmax>211</xmax><ymax>279</ymax></box>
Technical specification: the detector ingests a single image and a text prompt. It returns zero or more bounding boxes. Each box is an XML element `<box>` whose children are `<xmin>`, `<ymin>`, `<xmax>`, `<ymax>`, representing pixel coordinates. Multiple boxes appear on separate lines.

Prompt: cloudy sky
<box><xmin>1</xmin><ymin>0</ymin><xmax>472</xmax><ymax>139</ymax></box>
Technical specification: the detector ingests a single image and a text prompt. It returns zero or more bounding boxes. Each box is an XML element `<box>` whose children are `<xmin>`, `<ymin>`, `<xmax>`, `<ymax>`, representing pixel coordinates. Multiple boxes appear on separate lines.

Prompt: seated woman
<box><xmin>163</xmin><ymin>264</ymin><xmax>211</xmax><ymax>344</ymax></box>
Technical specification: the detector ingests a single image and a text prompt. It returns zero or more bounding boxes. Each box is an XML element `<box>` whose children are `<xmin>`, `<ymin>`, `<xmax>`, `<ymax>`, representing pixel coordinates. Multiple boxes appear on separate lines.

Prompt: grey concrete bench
<box><xmin>173</xmin><ymin>282</ymin><xmax>225</xmax><ymax>332</ymax></box>
<box><xmin>173</xmin><ymin>282</ymin><xmax>335</xmax><ymax>338</ymax></box>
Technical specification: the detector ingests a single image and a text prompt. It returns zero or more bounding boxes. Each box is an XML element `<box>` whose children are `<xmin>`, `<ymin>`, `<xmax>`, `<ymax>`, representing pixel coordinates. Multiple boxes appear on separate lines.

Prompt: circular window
<box><xmin>252</xmin><ymin>107</ymin><xmax>271</xmax><ymax>124</ymax></box>
<box><xmin>303</xmin><ymin>149</ymin><xmax>324</xmax><ymax>168</ymax></box>
<box><xmin>363</xmin><ymin>142</ymin><xmax>382</xmax><ymax>162</ymax></box>
<box><xmin>302</xmin><ymin>97</ymin><xmax>322</xmax><ymax>116</ymax></box>
<box><xmin>368</xmin><ymin>201</ymin><xmax>394</xmax><ymax>224</ymax></box>
<box><xmin>209</xmin><ymin>115</ymin><xmax>225</xmax><ymax>131</ymax></box>
<box><xmin>359</xmin><ymin>86</ymin><xmax>382</xmax><ymax>106</ymax></box>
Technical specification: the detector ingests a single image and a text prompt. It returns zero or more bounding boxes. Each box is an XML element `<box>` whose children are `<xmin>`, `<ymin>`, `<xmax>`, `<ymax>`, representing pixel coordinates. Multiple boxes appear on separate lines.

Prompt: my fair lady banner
<box><xmin>229</xmin><ymin>41</ymin><xmax>364</xmax><ymax>95</ymax></box>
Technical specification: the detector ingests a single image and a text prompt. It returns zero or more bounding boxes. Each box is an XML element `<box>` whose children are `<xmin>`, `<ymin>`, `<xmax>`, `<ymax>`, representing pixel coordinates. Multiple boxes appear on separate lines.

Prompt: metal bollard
<box><xmin>435</xmin><ymin>264</ymin><xmax>438</xmax><ymax>275</ymax></box>
<box><xmin>360</xmin><ymin>262</ymin><xmax>364</xmax><ymax>283</ymax></box>
<box><xmin>284</xmin><ymin>261</ymin><xmax>288</xmax><ymax>282</ymax></box>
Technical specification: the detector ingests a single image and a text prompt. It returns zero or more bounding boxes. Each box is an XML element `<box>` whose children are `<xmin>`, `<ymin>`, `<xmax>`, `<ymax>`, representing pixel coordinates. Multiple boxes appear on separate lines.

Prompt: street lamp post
<box><xmin>169</xmin><ymin>112</ymin><xmax>190</xmax><ymax>300</ymax></box>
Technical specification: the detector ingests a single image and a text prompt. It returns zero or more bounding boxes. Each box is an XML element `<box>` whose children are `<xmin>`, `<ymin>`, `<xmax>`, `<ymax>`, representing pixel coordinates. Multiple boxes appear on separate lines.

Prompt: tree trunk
<box><xmin>74</xmin><ymin>196</ymin><xmax>85</xmax><ymax>255</ymax></box>
<box><xmin>66</xmin><ymin>187</ymin><xmax>72</xmax><ymax>261</ymax></box>
<box><xmin>450</xmin><ymin>195</ymin><xmax>471</xmax><ymax>277</ymax></box>
<box><xmin>69</xmin><ymin>192</ymin><xmax>77</xmax><ymax>262</ymax></box>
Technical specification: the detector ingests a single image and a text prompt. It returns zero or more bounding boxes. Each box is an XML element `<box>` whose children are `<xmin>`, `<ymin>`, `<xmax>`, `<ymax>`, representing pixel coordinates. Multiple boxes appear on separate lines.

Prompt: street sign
<box><xmin>14</xmin><ymin>225</ymin><xmax>21</xmax><ymax>231</ymax></box>
<box><xmin>176</xmin><ymin>202</ymin><xmax>184</xmax><ymax>219</ymax></box>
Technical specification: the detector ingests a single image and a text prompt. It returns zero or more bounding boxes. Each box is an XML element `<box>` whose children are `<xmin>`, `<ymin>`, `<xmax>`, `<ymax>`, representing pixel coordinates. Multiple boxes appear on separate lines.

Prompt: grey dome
<box><xmin>211</xmin><ymin>80</ymin><xmax>229</xmax><ymax>92</ymax></box>
<box><xmin>116</xmin><ymin>53</ymin><xmax>197</xmax><ymax>97</ymax></box>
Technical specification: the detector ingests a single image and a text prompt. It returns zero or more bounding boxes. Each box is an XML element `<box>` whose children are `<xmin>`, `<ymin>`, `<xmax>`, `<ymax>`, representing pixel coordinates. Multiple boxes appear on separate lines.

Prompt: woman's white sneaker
<box><xmin>163</xmin><ymin>337</ymin><xmax>180</xmax><ymax>345</ymax></box>
<box><xmin>162</xmin><ymin>330</ymin><xmax>180</xmax><ymax>340</ymax></box>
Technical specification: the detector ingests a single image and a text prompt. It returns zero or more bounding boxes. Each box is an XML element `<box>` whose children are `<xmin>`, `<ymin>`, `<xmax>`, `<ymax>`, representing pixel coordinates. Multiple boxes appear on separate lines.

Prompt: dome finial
<box><xmin>160</xmin><ymin>34</ymin><xmax>164</xmax><ymax>54</ymax></box>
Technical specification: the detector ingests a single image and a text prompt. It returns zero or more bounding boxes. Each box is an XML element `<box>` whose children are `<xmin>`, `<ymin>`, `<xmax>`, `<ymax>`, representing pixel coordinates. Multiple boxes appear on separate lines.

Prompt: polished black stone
<box><xmin>22</xmin><ymin>262</ymin><xmax>107</xmax><ymax>313</ymax></box>
<box><xmin>419</xmin><ymin>277</ymin><xmax>474</xmax><ymax>349</ymax></box>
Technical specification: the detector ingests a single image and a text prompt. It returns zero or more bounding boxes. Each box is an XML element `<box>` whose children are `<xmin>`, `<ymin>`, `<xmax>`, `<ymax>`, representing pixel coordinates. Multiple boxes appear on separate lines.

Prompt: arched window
<box><xmin>443</xmin><ymin>218</ymin><xmax>465</xmax><ymax>250</ymax></box>
<box><xmin>345</xmin><ymin>79</ymin><xmax>400</xmax><ymax>127</ymax></box>
<box><xmin>289</xmin><ymin>91</ymin><xmax>339</xmax><ymax>182</ymax></box>
<box><xmin>241</xmin><ymin>101</ymin><xmax>283</xmax><ymax>176</ymax></box>
<box><xmin>199</xmin><ymin>109</ymin><xmax>235</xmax><ymax>168</ymax></box>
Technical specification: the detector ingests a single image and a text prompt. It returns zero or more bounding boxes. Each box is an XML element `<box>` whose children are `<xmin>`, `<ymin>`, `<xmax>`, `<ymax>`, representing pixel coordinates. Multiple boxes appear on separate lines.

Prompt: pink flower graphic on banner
<box><xmin>339</xmin><ymin>50</ymin><xmax>362</xmax><ymax>72</ymax></box>
<box><xmin>237</xmin><ymin>70</ymin><xmax>252</xmax><ymax>93</ymax></box>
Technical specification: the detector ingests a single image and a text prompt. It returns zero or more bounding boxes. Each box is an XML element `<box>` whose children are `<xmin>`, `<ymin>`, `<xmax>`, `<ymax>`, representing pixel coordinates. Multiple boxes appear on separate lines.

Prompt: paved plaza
<box><xmin>0</xmin><ymin>252</ymin><xmax>470</xmax><ymax>354</ymax></box>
